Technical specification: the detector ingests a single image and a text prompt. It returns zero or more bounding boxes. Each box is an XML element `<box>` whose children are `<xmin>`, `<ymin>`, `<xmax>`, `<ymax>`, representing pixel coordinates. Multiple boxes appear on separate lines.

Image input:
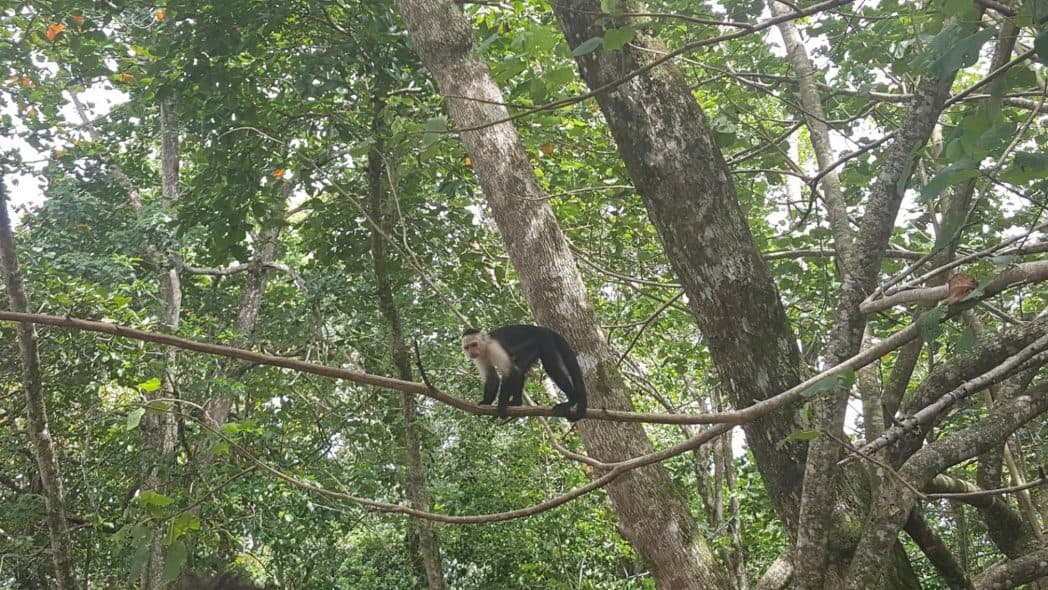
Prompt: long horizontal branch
<box><xmin>926</xmin><ymin>473</ymin><xmax>1048</xmax><ymax>501</ymax></box>
<box><xmin>0</xmin><ymin>310</ymin><xmax>919</xmax><ymax>426</ymax></box>
<box><xmin>763</xmin><ymin>248</ymin><xmax>923</xmax><ymax>261</ymax></box>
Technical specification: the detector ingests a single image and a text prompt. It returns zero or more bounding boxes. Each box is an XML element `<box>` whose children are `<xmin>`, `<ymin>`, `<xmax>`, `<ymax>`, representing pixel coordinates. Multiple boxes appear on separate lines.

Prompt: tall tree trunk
<box><xmin>0</xmin><ymin>182</ymin><xmax>77</xmax><ymax>589</ymax></box>
<box><xmin>367</xmin><ymin>94</ymin><xmax>447</xmax><ymax>590</ymax></box>
<box><xmin>795</xmin><ymin>7</ymin><xmax>979</xmax><ymax>583</ymax></box>
<box><xmin>140</xmin><ymin>96</ymin><xmax>183</xmax><ymax>590</ymax></box>
<box><xmin>551</xmin><ymin>0</ymin><xmax>806</xmax><ymax>532</ymax></box>
<box><xmin>69</xmin><ymin>91</ymin><xmax>184</xmax><ymax>590</ymax></box>
<box><xmin>395</xmin><ymin>1</ymin><xmax>730</xmax><ymax>587</ymax></box>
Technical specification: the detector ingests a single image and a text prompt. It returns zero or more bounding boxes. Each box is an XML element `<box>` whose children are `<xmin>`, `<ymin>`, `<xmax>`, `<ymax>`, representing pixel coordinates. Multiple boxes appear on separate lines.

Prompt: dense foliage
<box><xmin>2</xmin><ymin>0</ymin><xmax>1046</xmax><ymax>588</ymax></box>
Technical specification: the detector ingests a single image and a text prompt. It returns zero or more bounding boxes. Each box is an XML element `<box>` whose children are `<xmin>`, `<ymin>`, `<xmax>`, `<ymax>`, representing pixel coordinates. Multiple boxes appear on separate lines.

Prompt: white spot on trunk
<box><xmin>577</xmin><ymin>352</ymin><xmax>598</xmax><ymax>374</ymax></box>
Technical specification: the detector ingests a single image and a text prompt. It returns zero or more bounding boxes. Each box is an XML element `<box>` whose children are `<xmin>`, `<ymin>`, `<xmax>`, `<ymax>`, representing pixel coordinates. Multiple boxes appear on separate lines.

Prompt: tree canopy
<box><xmin>2</xmin><ymin>0</ymin><xmax>1047</xmax><ymax>589</ymax></box>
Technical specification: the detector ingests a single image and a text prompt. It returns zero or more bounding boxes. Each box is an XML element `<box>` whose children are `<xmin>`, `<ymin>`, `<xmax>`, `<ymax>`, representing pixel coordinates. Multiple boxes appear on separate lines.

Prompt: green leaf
<box><xmin>546</xmin><ymin>67</ymin><xmax>575</xmax><ymax>87</ymax></box>
<box><xmin>838</xmin><ymin>368</ymin><xmax>857</xmax><ymax>388</ymax></box>
<box><xmin>524</xmin><ymin>26</ymin><xmax>560</xmax><ymax>54</ymax></box>
<box><xmin>799</xmin><ymin>371</ymin><xmax>853</xmax><ymax>398</ymax></box>
<box><xmin>129</xmin><ymin>543</ymin><xmax>151</xmax><ymax>580</ymax></box>
<box><xmin>528</xmin><ymin>78</ymin><xmax>549</xmax><ymax>103</ymax></box>
<box><xmin>212</xmin><ymin>441</ymin><xmax>231</xmax><ymax>456</ymax></box>
<box><xmin>171</xmin><ymin>512</ymin><xmax>202</xmax><ymax>539</ymax></box>
<box><xmin>129</xmin><ymin>524</ymin><xmax>152</xmax><ymax>545</ymax></box>
<box><xmin>919</xmin><ymin>159</ymin><xmax>978</xmax><ymax>201</ymax></box>
<box><xmin>990</xmin><ymin>255</ymin><xmax>1019</xmax><ymax>269</ymax></box>
<box><xmin>1000</xmin><ymin>152</ymin><xmax>1048</xmax><ymax>183</ymax></box>
<box><xmin>137</xmin><ymin>377</ymin><xmax>163</xmax><ymax>392</ymax></box>
<box><xmin>917</xmin><ymin>307</ymin><xmax>948</xmax><ymax>343</ymax></box>
<box><xmin>136</xmin><ymin>490</ymin><xmax>175</xmax><ymax>508</ymax></box>
<box><xmin>421</xmin><ymin>116</ymin><xmax>447</xmax><ymax>149</ymax></box>
<box><xmin>945</xmin><ymin>0</ymin><xmax>981</xmax><ymax>21</ymax></box>
<box><xmin>602</xmin><ymin>27</ymin><xmax>636</xmax><ymax>51</ymax></box>
<box><xmin>571</xmin><ymin>37</ymin><xmax>603</xmax><ymax>57</ymax></box>
<box><xmin>162</xmin><ymin>541</ymin><xmax>187</xmax><ymax>583</ymax></box>
<box><xmin>964</xmin><ymin>276</ymin><xmax>995</xmax><ymax>302</ymax></box>
<box><xmin>976</xmin><ymin>120</ymin><xmax>1017</xmax><ymax>154</ymax></box>
<box><xmin>928</xmin><ymin>29</ymin><xmax>995</xmax><ymax>77</ymax></box>
<box><xmin>126</xmin><ymin>407</ymin><xmax>146</xmax><ymax>430</ymax></box>
<box><xmin>786</xmin><ymin>429</ymin><xmax>822</xmax><ymax>442</ymax></box>
<box><xmin>348</xmin><ymin>139</ymin><xmax>374</xmax><ymax>158</ymax></box>
<box><xmin>600</xmin><ymin>0</ymin><xmax>623</xmax><ymax>15</ymax></box>
<box><xmin>1035</xmin><ymin>31</ymin><xmax>1048</xmax><ymax>64</ymax></box>
<box><xmin>933</xmin><ymin>211</ymin><xmax>964</xmax><ymax>251</ymax></box>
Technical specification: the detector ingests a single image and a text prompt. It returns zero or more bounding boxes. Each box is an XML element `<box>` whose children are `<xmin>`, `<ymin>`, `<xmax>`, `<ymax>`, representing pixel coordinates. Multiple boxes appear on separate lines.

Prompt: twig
<box><xmin>413</xmin><ymin>340</ymin><xmax>436</xmax><ymax>390</ymax></box>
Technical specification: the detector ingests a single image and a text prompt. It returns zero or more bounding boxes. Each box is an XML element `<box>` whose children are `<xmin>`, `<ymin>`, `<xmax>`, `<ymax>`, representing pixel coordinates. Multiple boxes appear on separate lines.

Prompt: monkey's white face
<box><xmin>462</xmin><ymin>334</ymin><xmax>486</xmax><ymax>360</ymax></box>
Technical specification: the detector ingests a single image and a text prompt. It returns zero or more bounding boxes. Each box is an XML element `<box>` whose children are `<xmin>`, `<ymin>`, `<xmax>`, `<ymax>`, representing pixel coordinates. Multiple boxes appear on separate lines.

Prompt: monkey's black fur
<box><xmin>463</xmin><ymin>325</ymin><xmax>587</xmax><ymax>421</ymax></box>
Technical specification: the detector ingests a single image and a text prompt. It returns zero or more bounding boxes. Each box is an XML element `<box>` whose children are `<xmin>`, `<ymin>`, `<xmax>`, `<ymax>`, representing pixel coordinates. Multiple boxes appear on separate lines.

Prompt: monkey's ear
<box><xmin>463</xmin><ymin>328</ymin><xmax>481</xmax><ymax>337</ymax></box>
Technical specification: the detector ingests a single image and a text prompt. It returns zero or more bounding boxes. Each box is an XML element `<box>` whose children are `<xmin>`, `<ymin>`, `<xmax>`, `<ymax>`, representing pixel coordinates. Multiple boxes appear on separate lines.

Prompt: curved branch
<box><xmin>166</xmin><ymin>400</ymin><xmax>733</xmax><ymax>524</ymax></box>
<box><xmin>0</xmin><ymin>309</ymin><xmax>927</xmax><ymax>428</ymax></box>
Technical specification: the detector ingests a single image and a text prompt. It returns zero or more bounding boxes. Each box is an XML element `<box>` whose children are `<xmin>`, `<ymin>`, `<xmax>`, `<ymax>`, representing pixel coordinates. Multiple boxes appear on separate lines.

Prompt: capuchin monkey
<box><xmin>462</xmin><ymin>325</ymin><xmax>587</xmax><ymax>421</ymax></box>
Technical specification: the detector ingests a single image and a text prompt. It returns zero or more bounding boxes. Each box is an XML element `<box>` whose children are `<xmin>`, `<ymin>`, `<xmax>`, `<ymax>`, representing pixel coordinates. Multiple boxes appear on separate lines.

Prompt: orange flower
<box><xmin>154</xmin><ymin>10</ymin><xmax>166</xmax><ymax>21</ymax></box>
<box><xmin>119</xmin><ymin>72</ymin><xmax>135</xmax><ymax>83</ymax></box>
<box><xmin>273</xmin><ymin>168</ymin><xmax>285</xmax><ymax>178</ymax></box>
<box><xmin>46</xmin><ymin>23</ymin><xmax>65</xmax><ymax>41</ymax></box>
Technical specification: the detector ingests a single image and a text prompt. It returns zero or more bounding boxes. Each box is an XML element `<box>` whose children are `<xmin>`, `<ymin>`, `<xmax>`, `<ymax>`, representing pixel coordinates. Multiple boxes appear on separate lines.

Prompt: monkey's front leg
<box><xmin>497</xmin><ymin>372</ymin><xmax>525</xmax><ymax>419</ymax></box>
<box><xmin>480</xmin><ymin>373</ymin><xmax>500</xmax><ymax>406</ymax></box>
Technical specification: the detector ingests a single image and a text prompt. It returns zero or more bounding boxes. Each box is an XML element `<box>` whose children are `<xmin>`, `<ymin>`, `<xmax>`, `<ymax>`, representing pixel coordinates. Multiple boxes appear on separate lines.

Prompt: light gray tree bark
<box><xmin>395</xmin><ymin>0</ymin><xmax>730</xmax><ymax>587</ymax></box>
<box><xmin>68</xmin><ymin>91</ymin><xmax>184</xmax><ymax>590</ymax></box>
<box><xmin>140</xmin><ymin>96</ymin><xmax>183</xmax><ymax>590</ymax></box>
<box><xmin>768</xmin><ymin>0</ymin><xmax>854</xmax><ymax>269</ymax></box>
<box><xmin>790</xmin><ymin>6</ymin><xmax>982</xmax><ymax>583</ymax></box>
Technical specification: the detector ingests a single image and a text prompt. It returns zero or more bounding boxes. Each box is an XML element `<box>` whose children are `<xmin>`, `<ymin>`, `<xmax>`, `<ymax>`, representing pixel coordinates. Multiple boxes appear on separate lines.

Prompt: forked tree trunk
<box><xmin>396</xmin><ymin>1</ymin><xmax>730</xmax><ymax>587</ymax></box>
